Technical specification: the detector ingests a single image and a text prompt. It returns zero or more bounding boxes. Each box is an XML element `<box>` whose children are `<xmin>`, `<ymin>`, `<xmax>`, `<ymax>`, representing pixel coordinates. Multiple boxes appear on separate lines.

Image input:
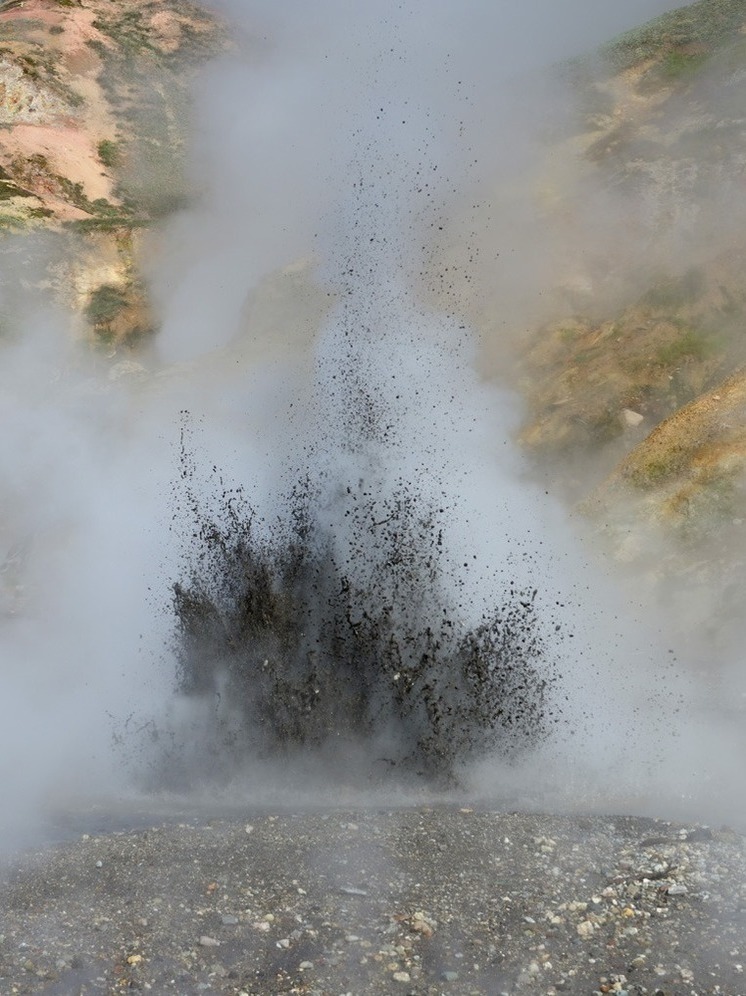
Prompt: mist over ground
<box><xmin>3</xmin><ymin>0</ymin><xmax>743</xmax><ymax>842</ymax></box>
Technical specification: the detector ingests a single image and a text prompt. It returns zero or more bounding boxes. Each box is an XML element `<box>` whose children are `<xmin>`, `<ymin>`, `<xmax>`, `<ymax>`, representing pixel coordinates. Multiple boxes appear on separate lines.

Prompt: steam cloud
<box><xmin>3</xmin><ymin>0</ymin><xmax>741</xmax><ymax>843</ymax></box>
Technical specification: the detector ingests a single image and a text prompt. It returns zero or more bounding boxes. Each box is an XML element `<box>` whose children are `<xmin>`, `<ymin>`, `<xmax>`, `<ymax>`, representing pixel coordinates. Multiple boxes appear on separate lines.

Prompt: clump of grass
<box><xmin>97</xmin><ymin>139</ymin><xmax>121</xmax><ymax>169</ymax></box>
<box><xmin>656</xmin><ymin>327</ymin><xmax>712</xmax><ymax>366</ymax></box>
<box><xmin>85</xmin><ymin>284</ymin><xmax>128</xmax><ymax>326</ymax></box>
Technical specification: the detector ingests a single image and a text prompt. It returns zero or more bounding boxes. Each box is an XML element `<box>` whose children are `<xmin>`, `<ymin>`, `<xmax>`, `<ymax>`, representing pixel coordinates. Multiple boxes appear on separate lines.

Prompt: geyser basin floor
<box><xmin>1</xmin><ymin>807</ymin><xmax>744</xmax><ymax>995</ymax></box>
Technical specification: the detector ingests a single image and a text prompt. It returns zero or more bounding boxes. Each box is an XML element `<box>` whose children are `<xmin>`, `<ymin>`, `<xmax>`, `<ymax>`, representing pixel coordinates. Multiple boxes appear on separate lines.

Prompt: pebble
<box><xmin>220</xmin><ymin>914</ymin><xmax>239</xmax><ymax>925</ymax></box>
<box><xmin>392</xmin><ymin>970</ymin><xmax>411</xmax><ymax>982</ymax></box>
<box><xmin>667</xmin><ymin>884</ymin><xmax>688</xmax><ymax>896</ymax></box>
<box><xmin>198</xmin><ymin>936</ymin><xmax>220</xmax><ymax>947</ymax></box>
<box><xmin>621</xmin><ymin>408</ymin><xmax>644</xmax><ymax>427</ymax></box>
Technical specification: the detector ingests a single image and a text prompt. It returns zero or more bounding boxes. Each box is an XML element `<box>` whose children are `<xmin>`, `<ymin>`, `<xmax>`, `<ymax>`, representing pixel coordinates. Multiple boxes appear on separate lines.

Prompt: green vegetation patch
<box><xmin>0</xmin><ymin>168</ymin><xmax>32</xmax><ymax>201</ymax></box>
<box><xmin>659</xmin><ymin>47</ymin><xmax>711</xmax><ymax>79</ymax></box>
<box><xmin>92</xmin><ymin>9</ymin><xmax>158</xmax><ymax>59</ymax></box>
<box><xmin>603</xmin><ymin>0</ymin><xmax>746</xmax><ymax>73</ymax></box>
<box><xmin>656</xmin><ymin>327</ymin><xmax>714</xmax><ymax>366</ymax></box>
<box><xmin>97</xmin><ymin>139</ymin><xmax>121</xmax><ymax>170</ymax></box>
<box><xmin>85</xmin><ymin>283</ymin><xmax>129</xmax><ymax>326</ymax></box>
<box><xmin>67</xmin><ymin>215</ymin><xmax>148</xmax><ymax>233</ymax></box>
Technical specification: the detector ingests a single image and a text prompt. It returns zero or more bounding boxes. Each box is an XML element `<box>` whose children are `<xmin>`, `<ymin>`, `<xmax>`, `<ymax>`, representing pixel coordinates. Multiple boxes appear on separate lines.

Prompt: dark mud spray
<box><xmin>155</xmin><ymin>0</ymin><xmax>684</xmax><ymax>793</ymax></box>
<box><xmin>169</xmin><ymin>351</ymin><xmax>557</xmax><ymax>783</ymax></box>
<box><xmin>159</xmin><ymin>1</ymin><xmax>569</xmax><ymax>789</ymax></box>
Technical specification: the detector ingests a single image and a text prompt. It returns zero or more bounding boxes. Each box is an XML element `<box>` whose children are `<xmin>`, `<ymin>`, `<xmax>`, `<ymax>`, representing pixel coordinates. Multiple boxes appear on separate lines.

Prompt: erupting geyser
<box><xmin>169</xmin><ymin>409</ymin><xmax>561</xmax><ymax>785</ymax></box>
<box><xmin>155</xmin><ymin>0</ymin><xmax>591</xmax><ymax>788</ymax></box>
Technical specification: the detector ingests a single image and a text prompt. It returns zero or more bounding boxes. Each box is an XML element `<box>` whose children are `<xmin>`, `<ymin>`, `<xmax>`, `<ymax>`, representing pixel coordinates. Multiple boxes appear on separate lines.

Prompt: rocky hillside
<box><xmin>511</xmin><ymin>0</ymin><xmax>746</xmax><ymax>647</ymax></box>
<box><xmin>0</xmin><ymin>0</ymin><xmax>221</xmax><ymax>343</ymax></box>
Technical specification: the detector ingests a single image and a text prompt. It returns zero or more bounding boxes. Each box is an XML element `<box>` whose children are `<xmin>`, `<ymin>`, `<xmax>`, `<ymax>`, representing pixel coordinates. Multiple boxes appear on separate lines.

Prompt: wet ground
<box><xmin>1</xmin><ymin>804</ymin><xmax>745</xmax><ymax>995</ymax></box>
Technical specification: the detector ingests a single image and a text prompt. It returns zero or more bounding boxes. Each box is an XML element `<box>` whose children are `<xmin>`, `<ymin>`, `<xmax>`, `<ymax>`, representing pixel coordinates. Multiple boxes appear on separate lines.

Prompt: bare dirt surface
<box><xmin>1</xmin><ymin>807</ymin><xmax>745</xmax><ymax>995</ymax></box>
<box><xmin>0</xmin><ymin>0</ymin><xmax>219</xmax><ymax>217</ymax></box>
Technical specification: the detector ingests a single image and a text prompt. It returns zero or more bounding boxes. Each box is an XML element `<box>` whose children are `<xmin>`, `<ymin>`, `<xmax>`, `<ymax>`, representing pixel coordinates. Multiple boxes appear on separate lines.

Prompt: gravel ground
<box><xmin>1</xmin><ymin>806</ymin><xmax>745</xmax><ymax>995</ymax></box>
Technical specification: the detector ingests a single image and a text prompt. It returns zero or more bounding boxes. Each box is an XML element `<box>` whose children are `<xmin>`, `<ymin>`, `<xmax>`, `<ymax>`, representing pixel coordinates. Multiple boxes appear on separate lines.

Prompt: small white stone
<box><xmin>621</xmin><ymin>408</ymin><xmax>644</xmax><ymax>428</ymax></box>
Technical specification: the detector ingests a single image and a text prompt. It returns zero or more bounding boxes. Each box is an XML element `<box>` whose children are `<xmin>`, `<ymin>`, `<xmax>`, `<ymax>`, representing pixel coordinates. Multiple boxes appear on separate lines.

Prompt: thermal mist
<box><xmin>1</xmin><ymin>0</ymin><xmax>742</xmax><ymax>842</ymax></box>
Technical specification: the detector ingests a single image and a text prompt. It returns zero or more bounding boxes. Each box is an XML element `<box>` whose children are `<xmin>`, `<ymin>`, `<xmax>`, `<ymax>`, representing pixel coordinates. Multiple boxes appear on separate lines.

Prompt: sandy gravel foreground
<box><xmin>1</xmin><ymin>807</ymin><xmax>745</xmax><ymax>995</ymax></box>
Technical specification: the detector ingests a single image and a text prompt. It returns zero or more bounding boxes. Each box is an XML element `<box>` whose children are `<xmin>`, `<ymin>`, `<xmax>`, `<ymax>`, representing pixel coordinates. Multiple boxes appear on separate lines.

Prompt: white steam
<box><xmin>4</xmin><ymin>0</ymin><xmax>743</xmax><ymax>844</ymax></box>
